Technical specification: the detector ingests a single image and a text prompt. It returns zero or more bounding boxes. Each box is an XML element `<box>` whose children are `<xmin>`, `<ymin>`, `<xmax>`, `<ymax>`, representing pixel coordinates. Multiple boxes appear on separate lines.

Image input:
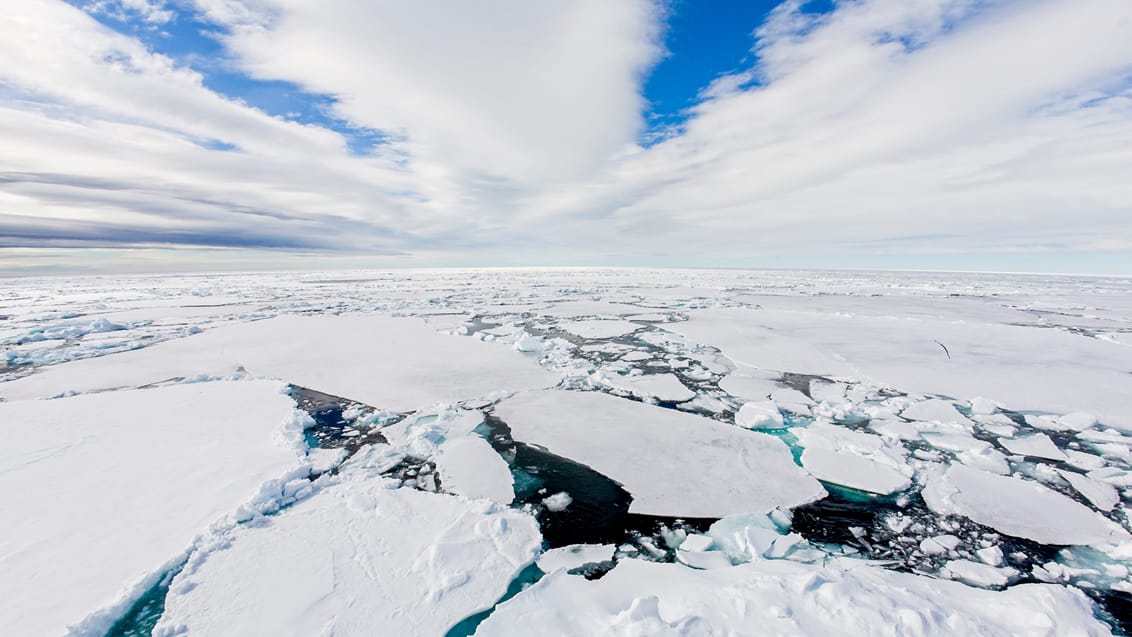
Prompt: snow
<box><xmin>735</xmin><ymin>400</ymin><xmax>785</xmax><ymax>429</ymax></box>
<box><xmin>156</xmin><ymin>479</ymin><xmax>541</xmax><ymax>637</ymax></box>
<box><xmin>494</xmin><ymin>390</ymin><xmax>826</xmax><ymax>517</ymax></box>
<box><xmin>0</xmin><ymin>314</ymin><xmax>560</xmax><ymax>412</ymax></box>
<box><xmin>476</xmin><ymin>557</ymin><xmax>1112</xmax><ymax>637</ymax></box>
<box><xmin>922</xmin><ymin>464</ymin><xmax>1129</xmax><ymax>546</ymax></box>
<box><xmin>1057</xmin><ymin>469</ymin><xmax>1121</xmax><ymax>512</ymax></box>
<box><xmin>791</xmin><ymin>421</ymin><xmax>913</xmax><ymax>495</ymax></box>
<box><xmin>435</xmin><ymin>435</ymin><xmax>514</xmax><ymax>504</ymax></box>
<box><xmin>998</xmin><ymin>433</ymin><xmax>1067</xmax><ymax>461</ymax></box>
<box><xmin>558</xmin><ymin>319</ymin><xmax>641</xmax><ymax>339</ymax></box>
<box><xmin>537</xmin><ymin>544</ymin><xmax>616</xmax><ymax>573</ymax></box>
<box><xmin>0</xmin><ymin>381</ymin><xmax>307</xmax><ymax>637</ymax></box>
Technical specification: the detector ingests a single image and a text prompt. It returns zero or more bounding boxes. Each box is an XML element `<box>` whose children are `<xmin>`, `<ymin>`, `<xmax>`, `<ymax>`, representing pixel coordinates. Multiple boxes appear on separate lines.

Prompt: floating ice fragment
<box><xmin>997</xmin><ymin>433</ymin><xmax>1067</xmax><ymax>461</ymax></box>
<box><xmin>976</xmin><ymin>545</ymin><xmax>1005</xmax><ymax>567</ymax></box>
<box><xmin>901</xmin><ymin>399</ymin><xmax>974</xmax><ymax>427</ymax></box>
<box><xmin>735</xmin><ymin>400</ymin><xmax>785</xmax><ymax>429</ymax></box>
<box><xmin>920</xmin><ymin>535</ymin><xmax>961</xmax><ymax>555</ymax></box>
<box><xmin>1056</xmin><ymin>469</ymin><xmax>1120</xmax><ymax>512</ymax></box>
<box><xmin>792</xmin><ymin>421</ymin><xmax>913</xmax><ymax>495</ymax></box>
<box><xmin>436</xmin><ymin>435</ymin><xmax>515</xmax><ymax>504</ymax></box>
<box><xmin>537</xmin><ymin>544</ymin><xmax>616</xmax><ymax>573</ymax></box>
<box><xmin>543</xmin><ymin>491</ymin><xmax>573</xmax><ymax>512</ymax></box>
<box><xmin>942</xmin><ymin>559</ymin><xmax>1015</xmax><ymax>588</ymax></box>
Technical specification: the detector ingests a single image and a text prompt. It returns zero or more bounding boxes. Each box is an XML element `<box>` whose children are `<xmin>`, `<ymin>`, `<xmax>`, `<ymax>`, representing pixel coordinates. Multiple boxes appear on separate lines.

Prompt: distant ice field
<box><xmin>1</xmin><ymin>268</ymin><xmax>1129</xmax><ymax>635</ymax></box>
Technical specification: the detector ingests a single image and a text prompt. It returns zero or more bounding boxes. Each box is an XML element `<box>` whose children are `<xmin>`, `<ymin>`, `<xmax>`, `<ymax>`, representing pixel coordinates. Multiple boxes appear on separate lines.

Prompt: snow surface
<box><xmin>436</xmin><ymin>435</ymin><xmax>515</xmax><ymax>504</ymax></box>
<box><xmin>0</xmin><ymin>314</ymin><xmax>560</xmax><ymax>411</ymax></box>
<box><xmin>476</xmin><ymin>558</ymin><xmax>1111</xmax><ymax>636</ymax></box>
<box><xmin>922</xmin><ymin>464</ymin><xmax>1129</xmax><ymax>546</ymax></box>
<box><xmin>156</xmin><ymin>478</ymin><xmax>541</xmax><ymax>636</ymax></box>
<box><xmin>0</xmin><ymin>381</ymin><xmax>307</xmax><ymax>637</ymax></box>
<box><xmin>494</xmin><ymin>390</ymin><xmax>826</xmax><ymax>517</ymax></box>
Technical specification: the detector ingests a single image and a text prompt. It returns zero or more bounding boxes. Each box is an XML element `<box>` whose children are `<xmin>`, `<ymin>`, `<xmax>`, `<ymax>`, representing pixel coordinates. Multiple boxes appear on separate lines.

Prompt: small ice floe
<box><xmin>436</xmin><ymin>435</ymin><xmax>515</xmax><ymax>504</ymax></box>
<box><xmin>919</xmin><ymin>535</ymin><xmax>961</xmax><ymax>556</ymax></box>
<box><xmin>792</xmin><ymin>421</ymin><xmax>913</xmax><ymax>495</ymax></box>
<box><xmin>901</xmin><ymin>399</ymin><xmax>974</xmax><ymax>428</ymax></box>
<box><xmin>594</xmin><ymin>370</ymin><xmax>696</xmax><ymax>403</ymax></box>
<box><xmin>537</xmin><ymin>544</ymin><xmax>616</xmax><ymax>573</ymax></box>
<box><xmin>543</xmin><ymin>492</ymin><xmax>573</xmax><ymax>512</ymax></box>
<box><xmin>997</xmin><ymin>433</ymin><xmax>1067</xmax><ymax>461</ymax></box>
<box><xmin>558</xmin><ymin>319</ymin><xmax>641</xmax><ymax>339</ymax></box>
<box><xmin>734</xmin><ymin>400</ymin><xmax>785</xmax><ymax>430</ymax></box>
<box><xmin>941</xmin><ymin>559</ymin><xmax>1017</xmax><ymax>588</ymax></box>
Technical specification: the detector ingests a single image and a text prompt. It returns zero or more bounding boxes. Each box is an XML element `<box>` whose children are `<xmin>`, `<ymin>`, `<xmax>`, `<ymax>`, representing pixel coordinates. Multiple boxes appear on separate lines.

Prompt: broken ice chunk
<box><xmin>942</xmin><ymin>559</ymin><xmax>1015</xmax><ymax>588</ymax></box>
<box><xmin>543</xmin><ymin>491</ymin><xmax>573</xmax><ymax>512</ymax></box>
<box><xmin>920</xmin><ymin>535</ymin><xmax>961</xmax><ymax>556</ymax></box>
<box><xmin>735</xmin><ymin>400</ymin><xmax>785</xmax><ymax>430</ymax></box>
<box><xmin>435</xmin><ymin>435</ymin><xmax>515</xmax><ymax>504</ymax></box>
<box><xmin>676</xmin><ymin>549</ymin><xmax>733</xmax><ymax>570</ymax></box>
<box><xmin>976</xmin><ymin>545</ymin><xmax>1005</xmax><ymax>567</ymax></box>
<box><xmin>1057</xmin><ymin>469</ymin><xmax>1121</xmax><ymax>512</ymax></box>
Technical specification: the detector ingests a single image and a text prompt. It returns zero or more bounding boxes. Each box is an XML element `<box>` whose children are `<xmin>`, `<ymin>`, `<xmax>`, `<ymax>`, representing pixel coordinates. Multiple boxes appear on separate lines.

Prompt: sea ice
<box><xmin>922</xmin><ymin>464</ymin><xmax>1129</xmax><ymax>546</ymax></box>
<box><xmin>1057</xmin><ymin>469</ymin><xmax>1121</xmax><ymax>512</ymax></box>
<box><xmin>595</xmin><ymin>371</ymin><xmax>695</xmax><ymax>402</ymax></box>
<box><xmin>902</xmin><ymin>399</ymin><xmax>974</xmax><ymax>428</ymax></box>
<box><xmin>537</xmin><ymin>544</ymin><xmax>617</xmax><ymax>573</ymax></box>
<box><xmin>156</xmin><ymin>480</ymin><xmax>541</xmax><ymax>637</ymax></box>
<box><xmin>436</xmin><ymin>435</ymin><xmax>515</xmax><ymax>504</ymax></box>
<box><xmin>998</xmin><ymin>433</ymin><xmax>1067</xmax><ymax>461</ymax></box>
<box><xmin>942</xmin><ymin>559</ymin><xmax>1015</xmax><ymax>588</ymax></box>
<box><xmin>494</xmin><ymin>390</ymin><xmax>826</xmax><ymax>517</ymax></box>
<box><xmin>558</xmin><ymin>319</ymin><xmax>641</xmax><ymax>339</ymax></box>
<box><xmin>792</xmin><ymin>421</ymin><xmax>913</xmax><ymax>495</ymax></box>
<box><xmin>0</xmin><ymin>381</ymin><xmax>307</xmax><ymax>637</ymax></box>
<box><xmin>0</xmin><ymin>314</ymin><xmax>560</xmax><ymax>412</ymax></box>
<box><xmin>475</xmin><ymin>557</ymin><xmax>1111</xmax><ymax>636</ymax></box>
<box><xmin>735</xmin><ymin>400</ymin><xmax>786</xmax><ymax>429</ymax></box>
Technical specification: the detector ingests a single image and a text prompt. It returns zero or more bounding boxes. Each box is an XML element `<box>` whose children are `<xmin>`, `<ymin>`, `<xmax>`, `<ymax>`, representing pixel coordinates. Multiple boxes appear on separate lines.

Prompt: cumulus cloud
<box><xmin>0</xmin><ymin>0</ymin><xmax>1130</xmax><ymax>271</ymax></box>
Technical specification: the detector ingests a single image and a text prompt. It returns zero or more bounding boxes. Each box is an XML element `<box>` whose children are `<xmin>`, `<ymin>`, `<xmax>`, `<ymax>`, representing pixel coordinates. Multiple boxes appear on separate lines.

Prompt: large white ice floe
<box><xmin>0</xmin><ymin>314</ymin><xmax>560</xmax><ymax>410</ymax></box>
<box><xmin>436</xmin><ymin>435</ymin><xmax>515</xmax><ymax>504</ymax></box>
<box><xmin>493</xmin><ymin>389</ymin><xmax>826</xmax><ymax>517</ymax></box>
<box><xmin>791</xmin><ymin>421</ymin><xmax>914</xmax><ymax>495</ymax></box>
<box><xmin>0</xmin><ymin>380</ymin><xmax>307</xmax><ymax>637</ymax></box>
<box><xmin>155</xmin><ymin>479</ymin><xmax>541</xmax><ymax>637</ymax></box>
<box><xmin>475</xmin><ymin>557</ymin><xmax>1112</xmax><ymax>637</ymax></box>
<box><xmin>922</xmin><ymin>464</ymin><xmax>1129</xmax><ymax>546</ymax></box>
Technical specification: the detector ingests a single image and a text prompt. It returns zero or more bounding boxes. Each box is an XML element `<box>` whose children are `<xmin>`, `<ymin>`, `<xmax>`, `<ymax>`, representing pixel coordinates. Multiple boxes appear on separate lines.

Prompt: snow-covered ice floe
<box><xmin>494</xmin><ymin>389</ymin><xmax>826</xmax><ymax>517</ymax></box>
<box><xmin>0</xmin><ymin>381</ymin><xmax>309</xmax><ymax>637</ymax></box>
<box><xmin>155</xmin><ymin>478</ymin><xmax>541</xmax><ymax>636</ymax></box>
<box><xmin>476</xmin><ymin>558</ymin><xmax>1112</xmax><ymax>636</ymax></box>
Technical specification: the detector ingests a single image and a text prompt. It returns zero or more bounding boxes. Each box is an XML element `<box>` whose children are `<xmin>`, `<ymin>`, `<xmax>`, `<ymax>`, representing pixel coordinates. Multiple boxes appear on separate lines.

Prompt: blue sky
<box><xmin>2</xmin><ymin>0</ymin><xmax>1131</xmax><ymax>275</ymax></box>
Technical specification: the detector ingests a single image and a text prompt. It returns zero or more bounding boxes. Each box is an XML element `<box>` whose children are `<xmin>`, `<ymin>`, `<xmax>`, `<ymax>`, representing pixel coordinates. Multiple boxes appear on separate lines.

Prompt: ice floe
<box><xmin>476</xmin><ymin>557</ymin><xmax>1111</xmax><ymax>636</ymax></box>
<box><xmin>792</xmin><ymin>421</ymin><xmax>913</xmax><ymax>495</ymax></box>
<box><xmin>494</xmin><ymin>389</ymin><xmax>826</xmax><ymax>517</ymax></box>
<box><xmin>922</xmin><ymin>464</ymin><xmax>1129</xmax><ymax>546</ymax></box>
<box><xmin>0</xmin><ymin>381</ymin><xmax>307</xmax><ymax>637</ymax></box>
<box><xmin>436</xmin><ymin>435</ymin><xmax>515</xmax><ymax>504</ymax></box>
<box><xmin>537</xmin><ymin>544</ymin><xmax>616</xmax><ymax>573</ymax></box>
<box><xmin>156</xmin><ymin>479</ymin><xmax>541</xmax><ymax>636</ymax></box>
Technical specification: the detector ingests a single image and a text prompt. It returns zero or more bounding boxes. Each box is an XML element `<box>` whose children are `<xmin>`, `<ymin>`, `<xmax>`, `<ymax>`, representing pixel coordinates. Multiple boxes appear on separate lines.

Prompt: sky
<box><xmin>1</xmin><ymin>0</ymin><xmax>1130</xmax><ymax>275</ymax></box>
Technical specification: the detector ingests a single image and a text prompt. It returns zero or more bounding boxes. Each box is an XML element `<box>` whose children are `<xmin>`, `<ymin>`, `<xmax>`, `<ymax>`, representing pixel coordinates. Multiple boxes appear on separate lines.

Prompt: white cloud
<box><xmin>0</xmin><ymin>0</ymin><xmax>1130</xmax><ymax>271</ymax></box>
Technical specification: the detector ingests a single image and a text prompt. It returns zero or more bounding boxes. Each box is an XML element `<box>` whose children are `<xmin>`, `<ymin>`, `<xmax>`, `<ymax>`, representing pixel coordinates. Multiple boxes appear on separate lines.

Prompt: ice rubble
<box><xmin>494</xmin><ymin>389</ymin><xmax>826</xmax><ymax>517</ymax></box>
<box><xmin>0</xmin><ymin>381</ymin><xmax>307</xmax><ymax>637</ymax></box>
<box><xmin>0</xmin><ymin>314</ymin><xmax>560</xmax><ymax>411</ymax></box>
<box><xmin>476</xmin><ymin>558</ymin><xmax>1112</xmax><ymax>637</ymax></box>
<box><xmin>922</xmin><ymin>464</ymin><xmax>1129</xmax><ymax>546</ymax></box>
<box><xmin>792</xmin><ymin>421</ymin><xmax>914</xmax><ymax>495</ymax></box>
<box><xmin>156</xmin><ymin>479</ymin><xmax>541</xmax><ymax>637</ymax></box>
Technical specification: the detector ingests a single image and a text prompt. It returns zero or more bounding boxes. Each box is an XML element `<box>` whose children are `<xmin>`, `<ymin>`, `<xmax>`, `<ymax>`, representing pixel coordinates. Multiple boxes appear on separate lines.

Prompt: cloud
<box><xmin>0</xmin><ymin>0</ymin><xmax>1130</xmax><ymax>272</ymax></box>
